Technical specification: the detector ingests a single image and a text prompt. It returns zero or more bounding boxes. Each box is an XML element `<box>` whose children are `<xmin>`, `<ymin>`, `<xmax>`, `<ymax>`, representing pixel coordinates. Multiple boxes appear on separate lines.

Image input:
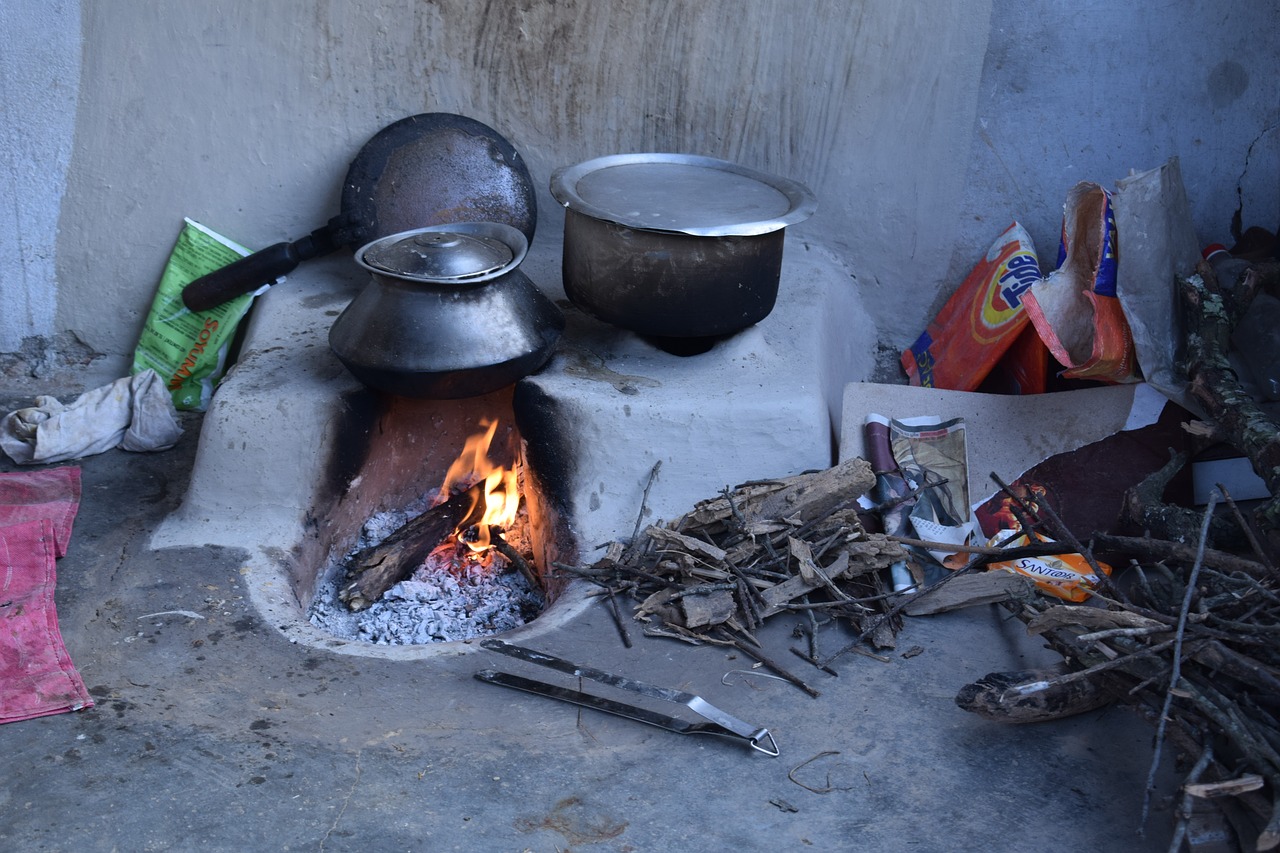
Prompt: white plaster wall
<box><xmin>2</xmin><ymin>0</ymin><xmax>1277</xmax><ymax>385</ymax></box>
<box><xmin>0</xmin><ymin>0</ymin><xmax>81</xmax><ymax>352</ymax></box>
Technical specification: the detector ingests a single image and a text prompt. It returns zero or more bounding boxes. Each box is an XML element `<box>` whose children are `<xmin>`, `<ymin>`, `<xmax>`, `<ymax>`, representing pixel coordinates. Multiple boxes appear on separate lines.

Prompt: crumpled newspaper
<box><xmin>0</xmin><ymin>369</ymin><xmax>183</xmax><ymax>464</ymax></box>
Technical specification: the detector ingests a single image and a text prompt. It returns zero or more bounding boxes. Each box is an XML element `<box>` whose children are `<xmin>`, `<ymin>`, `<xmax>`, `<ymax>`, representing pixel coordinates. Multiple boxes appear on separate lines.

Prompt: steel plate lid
<box><xmin>363</xmin><ymin>231</ymin><xmax>513</xmax><ymax>280</ymax></box>
<box><xmin>355</xmin><ymin>222</ymin><xmax>528</xmax><ymax>283</ymax></box>
<box><xmin>550</xmin><ymin>153</ymin><xmax>816</xmax><ymax>237</ymax></box>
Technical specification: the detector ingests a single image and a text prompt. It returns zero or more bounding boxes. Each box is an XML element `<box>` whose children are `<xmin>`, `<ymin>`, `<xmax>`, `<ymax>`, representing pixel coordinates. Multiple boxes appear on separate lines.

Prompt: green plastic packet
<box><xmin>131</xmin><ymin>218</ymin><xmax>266</xmax><ymax>412</ymax></box>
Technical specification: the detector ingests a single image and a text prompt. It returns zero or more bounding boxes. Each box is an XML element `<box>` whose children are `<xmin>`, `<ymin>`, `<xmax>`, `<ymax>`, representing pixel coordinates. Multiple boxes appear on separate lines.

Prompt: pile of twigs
<box><xmin>967</xmin><ymin>477</ymin><xmax>1277</xmax><ymax>850</ymax></box>
<box><xmin>554</xmin><ymin>457</ymin><xmax>911</xmax><ymax>697</ymax></box>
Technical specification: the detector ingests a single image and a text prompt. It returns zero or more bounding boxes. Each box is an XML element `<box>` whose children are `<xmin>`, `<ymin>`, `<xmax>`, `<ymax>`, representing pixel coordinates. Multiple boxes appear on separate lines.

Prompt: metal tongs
<box><xmin>475</xmin><ymin>639</ymin><xmax>779</xmax><ymax>756</ymax></box>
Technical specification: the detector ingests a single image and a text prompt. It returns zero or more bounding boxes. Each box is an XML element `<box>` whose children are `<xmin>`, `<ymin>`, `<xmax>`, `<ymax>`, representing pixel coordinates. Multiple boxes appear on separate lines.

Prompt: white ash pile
<box><xmin>308</xmin><ymin>502</ymin><xmax>545</xmax><ymax>645</ymax></box>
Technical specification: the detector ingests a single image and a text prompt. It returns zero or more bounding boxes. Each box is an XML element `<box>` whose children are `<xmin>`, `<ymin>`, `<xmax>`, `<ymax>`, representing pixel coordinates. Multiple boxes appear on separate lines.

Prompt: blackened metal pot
<box><xmin>329</xmin><ymin>222</ymin><xmax>563</xmax><ymax>399</ymax></box>
<box><xmin>551</xmin><ymin>154</ymin><xmax>816</xmax><ymax>338</ymax></box>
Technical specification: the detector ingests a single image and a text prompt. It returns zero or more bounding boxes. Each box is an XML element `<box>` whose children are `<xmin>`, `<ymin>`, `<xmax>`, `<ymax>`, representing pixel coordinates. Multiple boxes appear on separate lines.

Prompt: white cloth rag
<box><xmin>0</xmin><ymin>369</ymin><xmax>183</xmax><ymax>465</ymax></box>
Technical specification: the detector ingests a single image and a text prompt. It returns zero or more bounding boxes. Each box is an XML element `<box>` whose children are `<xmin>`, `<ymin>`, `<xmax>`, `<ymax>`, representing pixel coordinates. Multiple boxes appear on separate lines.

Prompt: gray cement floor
<box><xmin>0</xmin><ymin>395</ymin><xmax>1178</xmax><ymax>852</ymax></box>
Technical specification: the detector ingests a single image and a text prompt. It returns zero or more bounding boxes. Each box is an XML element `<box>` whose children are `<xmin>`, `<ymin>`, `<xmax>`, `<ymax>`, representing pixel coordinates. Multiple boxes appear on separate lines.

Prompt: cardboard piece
<box><xmin>840</xmin><ymin>381</ymin><xmax>1166</xmax><ymax>507</ymax></box>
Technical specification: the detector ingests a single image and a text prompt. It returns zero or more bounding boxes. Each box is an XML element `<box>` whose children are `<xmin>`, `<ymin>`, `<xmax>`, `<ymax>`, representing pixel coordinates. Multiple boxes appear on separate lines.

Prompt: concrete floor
<box><xmin>0</xmin><ymin>227</ymin><xmax>1183</xmax><ymax>851</ymax></box>
<box><xmin>0</xmin><ymin>393</ymin><xmax>1178</xmax><ymax>852</ymax></box>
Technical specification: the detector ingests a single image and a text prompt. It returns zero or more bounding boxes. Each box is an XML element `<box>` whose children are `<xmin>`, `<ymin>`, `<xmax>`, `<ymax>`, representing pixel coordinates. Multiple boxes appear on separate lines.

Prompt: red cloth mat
<box><xmin>0</xmin><ymin>466</ymin><xmax>81</xmax><ymax>557</ymax></box>
<box><xmin>1</xmin><ymin>467</ymin><xmax>93</xmax><ymax>723</ymax></box>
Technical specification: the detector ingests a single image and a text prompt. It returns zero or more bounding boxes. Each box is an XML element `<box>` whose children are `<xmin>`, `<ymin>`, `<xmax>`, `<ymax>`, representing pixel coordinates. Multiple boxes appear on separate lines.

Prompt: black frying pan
<box><xmin>181</xmin><ymin>113</ymin><xmax>537</xmax><ymax>312</ymax></box>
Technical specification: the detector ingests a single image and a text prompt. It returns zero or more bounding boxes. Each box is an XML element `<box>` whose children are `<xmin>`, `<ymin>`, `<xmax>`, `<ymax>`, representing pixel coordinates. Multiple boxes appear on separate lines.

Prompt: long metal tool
<box><xmin>475</xmin><ymin>639</ymin><xmax>779</xmax><ymax>756</ymax></box>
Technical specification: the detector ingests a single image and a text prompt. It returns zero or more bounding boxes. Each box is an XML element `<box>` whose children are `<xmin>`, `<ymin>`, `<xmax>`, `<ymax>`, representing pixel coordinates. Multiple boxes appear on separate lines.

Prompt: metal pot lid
<box><xmin>550</xmin><ymin>153</ymin><xmax>817</xmax><ymax>237</ymax></box>
<box><xmin>362</xmin><ymin>230</ymin><xmax>514</xmax><ymax>280</ymax></box>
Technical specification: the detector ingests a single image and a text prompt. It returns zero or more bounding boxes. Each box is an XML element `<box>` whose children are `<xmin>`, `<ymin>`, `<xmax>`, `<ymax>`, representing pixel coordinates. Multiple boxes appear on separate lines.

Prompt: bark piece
<box><xmin>903</xmin><ymin>571</ymin><xmax>1034</xmax><ymax>616</ymax></box>
<box><xmin>645</xmin><ymin>526</ymin><xmax>727</xmax><ymax>563</ymax></box>
<box><xmin>758</xmin><ymin>552</ymin><xmax>850</xmax><ymax>618</ymax></box>
<box><xmin>679</xmin><ymin>588</ymin><xmax>738</xmax><ymax>629</ymax></box>
<box><xmin>748</xmin><ymin>457</ymin><xmax>875</xmax><ymax>527</ymax></box>
<box><xmin>1026</xmin><ymin>604</ymin><xmax>1166</xmax><ymax>636</ymax></box>
<box><xmin>1184</xmin><ymin>775</ymin><xmax>1266</xmax><ymax>799</ymax></box>
<box><xmin>678</xmin><ymin>457</ymin><xmax>875</xmax><ymax>534</ymax></box>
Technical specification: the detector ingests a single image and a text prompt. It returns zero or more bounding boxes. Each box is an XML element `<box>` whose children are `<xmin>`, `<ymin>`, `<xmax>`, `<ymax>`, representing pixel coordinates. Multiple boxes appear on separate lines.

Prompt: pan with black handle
<box><xmin>181</xmin><ymin>113</ymin><xmax>537</xmax><ymax>312</ymax></box>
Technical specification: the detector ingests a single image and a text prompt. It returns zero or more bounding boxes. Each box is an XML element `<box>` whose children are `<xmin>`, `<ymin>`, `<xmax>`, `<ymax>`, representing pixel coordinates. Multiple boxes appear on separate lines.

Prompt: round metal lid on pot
<box><xmin>550</xmin><ymin>153</ymin><xmax>816</xmax><ymax>237</ymax></box>
<box><xmin>362</xmin><ymin>231</ymin><xmax>514</xmax><ymax>280</ymax></box>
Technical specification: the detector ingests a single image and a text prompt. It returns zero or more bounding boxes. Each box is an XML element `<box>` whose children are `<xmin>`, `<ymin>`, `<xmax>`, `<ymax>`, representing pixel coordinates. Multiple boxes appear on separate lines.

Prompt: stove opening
<box><xmin>300</xmin><ymin>387</ymin><xmax>573</xmax><ymax>646</ymax></box>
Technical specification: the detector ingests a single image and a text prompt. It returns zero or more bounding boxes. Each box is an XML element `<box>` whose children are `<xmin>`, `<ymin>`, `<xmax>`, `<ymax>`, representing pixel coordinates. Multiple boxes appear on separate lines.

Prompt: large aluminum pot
<box><xmin>329</xmin><ymin>222</ymin><xmax>563</xmax><ymax>399</ymax></box>
<box><xmin>551</xmin><ymin>154</ymin><xmax>816</xmax><ymax>338</ymax></box>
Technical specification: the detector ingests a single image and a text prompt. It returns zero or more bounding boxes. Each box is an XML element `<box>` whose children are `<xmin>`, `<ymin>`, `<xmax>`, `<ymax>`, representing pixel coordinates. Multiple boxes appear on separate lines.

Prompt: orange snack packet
<box><xmin>986</xmin><ymin>531</ymin><xmax>1111</xmax><ymax>603</ymax></box>
<box><xmin>901</xmin><ymin>222</ymin><xmax>1041</xmax><ymax>391</ymax></box>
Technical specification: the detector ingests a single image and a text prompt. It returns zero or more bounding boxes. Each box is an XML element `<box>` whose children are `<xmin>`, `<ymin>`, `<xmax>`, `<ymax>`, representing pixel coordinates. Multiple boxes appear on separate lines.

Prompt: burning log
<box><xmin>339</xmin><ymin>482</ymin><xmax>485</xmax><ymax>611</ymax></box>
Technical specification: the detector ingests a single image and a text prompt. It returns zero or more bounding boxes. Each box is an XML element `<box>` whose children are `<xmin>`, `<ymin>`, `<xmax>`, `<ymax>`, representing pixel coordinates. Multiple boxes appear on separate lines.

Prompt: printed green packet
<box><xmin>131</xmin><ymin>218</ymin><xmax>267</xmax><ymax>411</ymax></box>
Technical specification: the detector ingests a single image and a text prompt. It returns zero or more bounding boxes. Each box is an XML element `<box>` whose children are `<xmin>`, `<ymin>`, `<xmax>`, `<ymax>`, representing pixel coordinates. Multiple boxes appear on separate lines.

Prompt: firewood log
<box><xmin>339</xmin><ymin>482</ymin><xmax>484</xmax><ymax>611</ymax></box>
<box><xmin>954</xmin><ymin>665</ymin><xmax>1118</xmax><ymax>723</ymax></box>
<box><xmin>677</xmin><ymin>457</ymin><xmax>875</xmax><ymax>534</ymax></box>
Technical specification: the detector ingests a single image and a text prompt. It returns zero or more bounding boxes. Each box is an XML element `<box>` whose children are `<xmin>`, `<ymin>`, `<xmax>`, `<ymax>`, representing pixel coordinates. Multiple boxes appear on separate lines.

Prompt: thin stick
<box><xmin>630</xmin><ymin>460</ymin><xmax>663</xmax><ymax>545</ymax></box>
<box><xmin>789</xmin><ymin>647</ymin><xmax>841</xmax><ymax>677</ymax></box>
<box><xmin>1167</xmin><ymin>745</ymin><xmax>1215</xmax><ymax>853</ymax></box>
<box><xmin>1141</xmin><ymin>490</ymin><xmax>1218</xmax><ymax>834</ymax></box>
<box><xmin>735</xmin><ymin>579</ymin><xmax>760</xmax><ymax>631</ymax></box>
<box><xmin>1076</xmin><ymin>625</ymin><xmax>1171</xmax><ymax>644</ymax></box>
<box><xmin>721</xmin><ymin>484</ymin><xmax>749</xmax><ymax>534</ymax></box>
<box><xmin>1002</xmin><ymin>637</ymin><xmax>1181</xmax><ymax>699</ymax></box>
<box><xmin>718</xmin><ymin>630</ymin><xmax>820</xmax><ymax>698</ymax></box>
<box><xmin>1091</xmin><ymin>533</ymin><xmax>1270</xmax><ymax>579</ymax></box>
<box><xmin>888</xmin><ymin>534</ymin><xmax>1080</xmax><ymax>559</ymax></box>
<box><xmin>488</xmin><ymin>526</ymin><xmax>538</xmax><ymax>588</ymax></box>
<box><xmin>1218</xmin><ymin>482</ymin><xmax>1277</xmax><ymax>572</ymax></box>
<box><xmin>992</xmin><ymin>472</ymin><xmax>1123</xmax><ymax>601</ymax></box>
<box><xmin>604</xmin><ymin>587</ymin><xmax>632</xmax><ymax>648</ymax></box>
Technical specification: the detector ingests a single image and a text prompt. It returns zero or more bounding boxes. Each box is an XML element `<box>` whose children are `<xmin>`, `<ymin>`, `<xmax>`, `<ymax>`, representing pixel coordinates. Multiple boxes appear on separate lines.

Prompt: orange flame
<box><xmin>441</xmin><ymin>419</ymin><xmax>519</xmax><ymax>553</ymax></box>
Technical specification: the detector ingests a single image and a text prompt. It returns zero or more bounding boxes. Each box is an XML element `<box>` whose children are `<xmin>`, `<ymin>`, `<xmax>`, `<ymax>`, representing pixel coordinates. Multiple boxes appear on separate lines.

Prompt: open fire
<box><xmin>307</xmin><ymin>418</ymin><xmax>545</xmax><ymax>645</ymax></box>
<box><xmin>436</xmin><ymin>418</ymin><xmax>521</xmax><ymax>562</ymax></box>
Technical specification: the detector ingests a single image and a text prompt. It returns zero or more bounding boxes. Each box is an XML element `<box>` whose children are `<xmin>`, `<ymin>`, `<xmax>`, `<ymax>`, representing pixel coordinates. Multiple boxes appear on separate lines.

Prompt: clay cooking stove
<box><xmin>153</xmin><ymin>218</ymin><xmax>874</xmax><ymax>660</ymax></box>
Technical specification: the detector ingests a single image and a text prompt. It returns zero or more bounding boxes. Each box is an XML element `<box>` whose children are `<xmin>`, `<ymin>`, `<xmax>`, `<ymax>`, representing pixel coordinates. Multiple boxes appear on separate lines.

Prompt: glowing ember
<box><xmin>436</xmin><ymin>418</ymin><xmax>520</xmax><ymax>560</ymax></box>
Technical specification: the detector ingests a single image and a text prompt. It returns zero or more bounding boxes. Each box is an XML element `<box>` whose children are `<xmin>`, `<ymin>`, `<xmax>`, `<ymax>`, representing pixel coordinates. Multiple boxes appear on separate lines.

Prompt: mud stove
<box><xmin>153</xmin><ymin>225</ymin><xmax>875</xmax><ymax>658</ymax></box>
